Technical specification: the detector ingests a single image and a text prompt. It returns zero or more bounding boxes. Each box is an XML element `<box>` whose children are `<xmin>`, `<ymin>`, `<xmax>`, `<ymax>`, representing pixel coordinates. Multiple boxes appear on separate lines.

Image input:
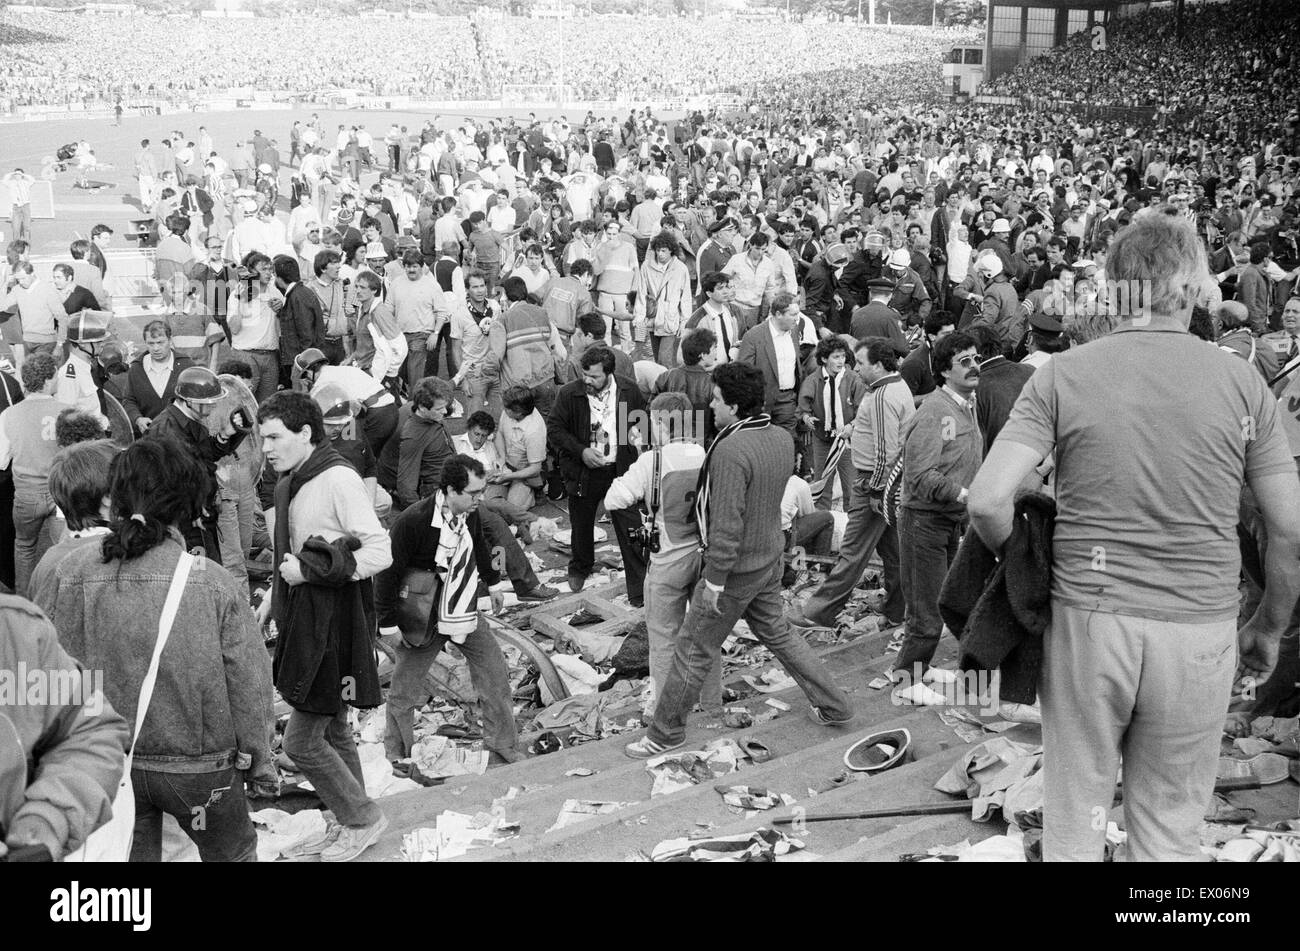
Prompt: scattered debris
<box><xmin>645</xmin><ymin>738</ymin><xmax>746</xmax><ymax>797</ymax></box>
<box><xmin>401</xmin><ymin>811</ymin><xmax>520</xmax><ymax>861</ymax></box>
<box><xmin>548</xmin><ymin>799</ymin><xmax>638</xmax><ymax>832</ymax></box>
<box><xmin>742</xmin><ymin>667</ymin><xmax>797</xmax><ymax>693</ymax></box>
<box><xmin>249</xmin><ymin>808</ymin><xmax>327</xmax><ymax>862</ymax></box>
<box><xmin>408</xmin><ymin>735</ymin><xmax>489</xmax><ymax>778</ymax></box>
<box><xmin>651</xmin><ymin>828</ymin><xmax>805</xmax><ymax>862</ymax></box>
<box><xmin>765</xmin><ymin>698</ymin><xmax>791</xmax><ymax>712</ymax></box>
<box><xmin>565</xmin><ymin>767</ymin><xmax>597</xmax><ymax>777</ymax></box>
<box><xmin>716</xmin><ymin>785</ymin><xmax>796</xmax><ymax>813</ymax></box>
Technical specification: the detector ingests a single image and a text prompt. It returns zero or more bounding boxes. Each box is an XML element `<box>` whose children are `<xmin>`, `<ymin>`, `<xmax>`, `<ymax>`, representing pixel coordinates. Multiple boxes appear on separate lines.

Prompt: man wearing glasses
<box><xmin>890</xmin><ymin>331</ymin><xmax>983</xmax><ymax>706</ymax></box>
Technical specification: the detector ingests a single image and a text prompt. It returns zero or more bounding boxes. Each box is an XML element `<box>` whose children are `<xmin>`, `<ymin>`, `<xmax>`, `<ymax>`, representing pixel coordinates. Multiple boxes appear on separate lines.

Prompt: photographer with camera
<box><xmin>604</xmin><ymin>391</ymin><xmax>719</xmax><ymax>715</ymax></box>
<box><xmin>145</xmin><ymin>366</ymin><xmax>253</xmax><ymax>564</ymax></box>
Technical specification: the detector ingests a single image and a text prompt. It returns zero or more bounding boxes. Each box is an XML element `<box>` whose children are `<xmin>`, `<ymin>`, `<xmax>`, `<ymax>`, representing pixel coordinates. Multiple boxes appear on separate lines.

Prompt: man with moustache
<box><xmin>890</xmin><ymin>331</ymin><xmax>983</xmax><ymax>706</ymax></box>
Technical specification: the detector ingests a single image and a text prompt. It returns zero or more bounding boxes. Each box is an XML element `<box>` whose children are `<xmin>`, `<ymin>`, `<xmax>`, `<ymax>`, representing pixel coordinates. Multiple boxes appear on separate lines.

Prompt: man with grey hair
<box><xmin>1216</xmin><ymin>300</ymin><xmax>1278</xmax><ymax>383</ymax></box>
<box><xmin>969</xmin><ymin>213</ymin><xmax>1300</xmax><ymax>861</ymax></box>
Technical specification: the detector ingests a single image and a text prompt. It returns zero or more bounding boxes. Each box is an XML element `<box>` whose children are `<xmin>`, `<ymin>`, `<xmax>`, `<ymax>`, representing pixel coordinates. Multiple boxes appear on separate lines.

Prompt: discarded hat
<box><xmin>843</xmin><ymin>728</ymin><xmax>911</xmax><ymax>774</ymax></box>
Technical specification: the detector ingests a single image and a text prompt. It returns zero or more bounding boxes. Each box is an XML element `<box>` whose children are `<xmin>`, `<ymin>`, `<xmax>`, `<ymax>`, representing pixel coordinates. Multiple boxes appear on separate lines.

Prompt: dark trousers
<box><xmin>0</xmin><ymin>474</ymin><xmax>14</xmax><ymax>591</ymax></box>
<box><xmin>360</xmin><ymin>401</ymin><xmax>399</xmax><ymax>460</ymax></box>
<box><xmin>478</xmin><ymin>505</ymin><xmax>539</xmax><ymax>592</ymax></box>
<box><xmin>385</xmin><ymin>616</ymin><xmax>516</xmax><ymax>760</ymax></box>
<box><xmin>771</xmin><ymin>391</ymin><xmax>798</xmax><ymax>435</ymax></box>
<box><xmin>130</xmin><ymin>765</ymin><xmax>258</xmax><ymax>862</ymax></box>
<box><xmin>320</xmin><ymin>337</ymin><xmax>347</xmax><ymax>366</ymax></box>
<box><xmin>388</xmin><ymin>144</ymin><xmax>402</xmax><ymax>172</ymax></box>
<box><xmin>567</xmin><ymin>464</ymin><xmax>647</xmax><ymax>603</ymax></box>
<box><xmin>802</xmin><ymin>473</ymin><xmax>903</xmax><ymax>626</ymax></box>
<box><xmin>427</xmin><ymin>323</ymin><xmax>457</xmax><ymax>379</ymax></box>
<box><xmin>647</xmin><ymin>561</ymin><xmax>853</xmax><ymax>746</ymax></box>
<box><xmin>895</xmin><ymin>506</ymin><xmax>965</xmax><ymax>673</ymax></box>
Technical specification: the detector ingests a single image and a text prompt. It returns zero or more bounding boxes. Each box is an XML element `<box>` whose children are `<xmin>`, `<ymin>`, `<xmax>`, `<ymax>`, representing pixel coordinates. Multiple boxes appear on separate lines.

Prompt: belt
<box><xmin>324</xmin><ymin>335</ymin><xmax>343</xmax><ymax>342</ymax></box>
<box><xmin>361</xmin><ymin>390</ymin><xmax>395</xmax><ymax>410</ymax></box>
<box><xmin>778</xmin><ymin>388</ymin><xmax>796</xmax><ymax>395</ymax></box>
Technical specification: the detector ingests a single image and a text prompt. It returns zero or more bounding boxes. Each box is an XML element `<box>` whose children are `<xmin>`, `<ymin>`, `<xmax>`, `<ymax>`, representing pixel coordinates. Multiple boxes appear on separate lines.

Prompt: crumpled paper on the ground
<box><xmin>401</xmin><ymin>810</ymin><xmax>520</xmax><ymax>861</ymax></box>
<box><xmin>358</xmin><ymin>741</ymin><xmax>422</xmax><ymax>798</ymax></box>
<box><xmin>547</xmin><ymin>799</ymin><xmax>638</xmax><ymax>832</ymax></box>
<box><xmin>646</xmin><ymin>738</ymin><xmax>745</xmax><ymax>797</ymax></box>
<box><xmin>934</xmin><ymin>737</ymin><xmax>1043</xmax><ymax>821</ymax></box>
<box><xmin>717</xmin><ymin>785</ymin><xmax>796</xmax><ymax>814</ymax></box>
<box><xmin>741</xmin><ymin>667</ymin><xmax>797</xmax><ymax>693</ymax></box>
<box><xmin>1210</xmin><ymin>826</ymin><xmax>1300</xmax><ymax>862</ymax></box>
<box><xmin>651</xmin><ymin>828</ymin><xmax>805</xmax><ymax>862</ymax></box>
<box><xmin>551</xmin><ymin>653</ymin><xmax>605</xmax><ymax>695</ymax></box>
<box><xmin>408</xmin><ymin>735</ymin><xmax>489</xmax><ymax>778</ymax></box>
<box><xmin>249</xmin><ymin>808</ymin><xmax>327</xmax><ymax>862</ymax></box>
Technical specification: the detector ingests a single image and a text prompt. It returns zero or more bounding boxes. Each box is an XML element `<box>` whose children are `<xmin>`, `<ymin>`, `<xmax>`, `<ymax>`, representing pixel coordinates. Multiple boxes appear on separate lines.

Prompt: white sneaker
<box><xmin>320</xmin><ymin>813</ymin><xmax>389</xmax><ymax>863</ymax></box>
<box><xmin>893</xmin><ymin>682</ymin><xmax>947</xmax><ymax>706</ymax></box>
<box><xmin>283</xmin><ymin>816</ymin><xmax>341</xmax><ymax>859</ymax></box>
<box><xmin>923</xmin><ymin>667</ymin><xmax>962</xmax><ymax>687</ymax></box>
<box><xmin>998</xmin><ymin>701</ymin><xmax>1042</xmax><ymax>724</ymax></box>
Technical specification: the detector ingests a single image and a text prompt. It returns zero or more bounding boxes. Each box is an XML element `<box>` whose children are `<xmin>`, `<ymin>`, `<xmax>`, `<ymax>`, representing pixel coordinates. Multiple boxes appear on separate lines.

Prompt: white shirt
<box><xmin>769</xmin><ymin>321</ymin><xmax>797</xmax><ymax>391</ymax></box>
<box><xmin>699</xmin><ymin>302</ymin><xmax>737</xmax><ymax>363</ymax></box>
<box><xmin>144</xmin><ymin>352</ymin><xmax>175</xmax><ymax>398</ymax></box>
<box><xmin>780</xmin><ymin>476</ymin><xmax>815</xmax><ymax>532</ymax></box>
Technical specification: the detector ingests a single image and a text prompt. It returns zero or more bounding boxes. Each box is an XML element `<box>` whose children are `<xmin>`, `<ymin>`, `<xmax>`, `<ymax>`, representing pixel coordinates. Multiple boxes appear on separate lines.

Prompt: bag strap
<box><xmin>125</xmin><ymin>550</ymin><xmax>194</xmax><ymax>768</ymax></box>
<box><xmin>647</xmin><ymin>448</ymin><xmax>662</xmax><ymax>520</ymax></box>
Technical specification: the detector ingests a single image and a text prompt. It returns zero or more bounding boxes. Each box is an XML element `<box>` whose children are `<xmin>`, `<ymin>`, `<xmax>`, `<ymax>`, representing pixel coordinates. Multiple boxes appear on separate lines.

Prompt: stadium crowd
<box><xmin>3</xmin><ymin>0</ymin><xmax>1300</xmax><ymax>867</ymax></box>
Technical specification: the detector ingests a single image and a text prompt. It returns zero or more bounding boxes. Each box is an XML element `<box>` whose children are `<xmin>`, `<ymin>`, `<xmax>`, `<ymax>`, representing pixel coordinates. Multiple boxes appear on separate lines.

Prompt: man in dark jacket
<box><xmin>375</xmin><ymin>455</ymin><xmax>521</xmax><ymax>766</ymax></box>
<box><xmin>547</xmin><ymin>346</ymin><xmax>648</xmax><ymax>603</ymax></box>
<box><xmin>969</xmin><ymin>324</ymin><xmax>1033</xmax><ymax>455</ymax></box>
<box><xmin>377</xmin><ymin>376</ymin><xmax>454</xmax><ymax>511</ymax></box>
<box><xmin>803</xmin><ymin>243</ymin><xmax>851</xmax><ymax>335</ymax></box>
<box><xmin>273</xmin><ymin>255</ymin><xmax>325</xmax><ymax>388</ymax></box>
<box><xmin>121</xmin><ymin>319</ymin><xmax>195</xmax><ymax>434</ymax></box>
<box><xmin>146</xmin><ymin>366</ymin><xmax>250</xmax><ymax>562</ymax></box>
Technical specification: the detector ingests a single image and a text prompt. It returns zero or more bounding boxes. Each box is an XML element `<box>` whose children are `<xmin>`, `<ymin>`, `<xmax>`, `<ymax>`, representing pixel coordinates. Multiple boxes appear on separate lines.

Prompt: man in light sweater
<box><xmin>789</xmin><ymin>338</ymin><xmax>913</xmax><ymax>631</ymax></box>
<box><xmin>0</xmin><ymin>354</ymin><xmax>73</xmax><ymax>596</ymax></box>
<box><xmin>626</xmin><ymin>363</ymin><xmax>854</xmax><ymax>757</ymax></box>
<box><xmin>604</xmin><ymin>391</ymin><xmax>718</xmax><ymax>715</ymax></box>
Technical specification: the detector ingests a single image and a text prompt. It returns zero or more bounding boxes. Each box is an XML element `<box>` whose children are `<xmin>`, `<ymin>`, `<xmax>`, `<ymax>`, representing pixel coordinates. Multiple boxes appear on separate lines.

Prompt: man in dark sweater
<box><xmin>900</xmin><ymin>311</ymin><xmax>955</xmax><ymax>402</ymax></box>
<box><xmin>969</xmin><ymin>324</ymin><xmax>1033</xmax><ymax>456</ymax></box>
<box><xmin>375</xmin><ymin>455</ymin><xmax>521</xmax><ymax>766</ymax></box>
<box><xmin>626</xmin><ymin>362</ymin><xmax>854</xmax><ymax>757</ymax></box>
<box><xmin>377</xmin><ymin>376</ymin><xmax>455</xmax><ymax>511</ymax></box>
<box><xmin>121</xmin><ymin>319</ymin><xmax>194</xmax><ymax>434</ymax></box>
<box><xmin>654</xmin><ymin>327</ymin><xmax>718</xmax><ymax>444</ymax></box>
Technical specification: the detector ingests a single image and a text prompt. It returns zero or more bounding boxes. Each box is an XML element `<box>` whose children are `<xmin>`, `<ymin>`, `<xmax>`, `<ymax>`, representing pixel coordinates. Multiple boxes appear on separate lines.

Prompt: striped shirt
<box><xmin>850</xmin><ymin>373</ymin><xmax>915</xmax><ymax>489</ymax></box>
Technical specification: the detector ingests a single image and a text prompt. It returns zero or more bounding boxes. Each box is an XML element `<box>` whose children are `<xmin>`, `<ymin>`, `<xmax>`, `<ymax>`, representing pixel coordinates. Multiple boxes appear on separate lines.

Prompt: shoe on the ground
<box><xmin>788</xmin><ymin>609</ymin><xmax>833</xmax><ymax>630</ymax></box>
<box><xmin>892</xmin><ymin>682</ymin><xmax>947</xmax><ymax>706</ymax></box>
<box><xmin>320</xmin><ymin>813</ymin><xmax>389</xmax><ymax>863</ymax></box>
<box><xmin>284</xmin><ymin>816</ymin><xmax>341</xmax><ymax>859</ymax></box>
<box><xmin>809</xmin><ymin>705</ymin><xmax>855</xmax><ymax>727</ymax></box>
<box><xmin>488</xmin><ymin>747</ymin><xmax>525</xmax><ymax>765</ymax></box>
<box><xmin>567</xmin><ymin>572</ymin><xmax>587</xmax><ymax>593</ymax></box>
<box><xmin>516</xmin><ymin>584</ymin><xmax>559</xmax><ymax>602</ymax></box>
<box><xmin>628</xmin><ymin>597</ymin><xmax>644</xmax><ymax>609</ymax></box>
<box><xmin>923</xmin><ymin>667</ymin><xmax>962</xmax><ymax>686</ymax></box>
<box><xmin>624</xmin><ymin>735</ymin><xmax>685</xmax><ymax>759</ymax></box>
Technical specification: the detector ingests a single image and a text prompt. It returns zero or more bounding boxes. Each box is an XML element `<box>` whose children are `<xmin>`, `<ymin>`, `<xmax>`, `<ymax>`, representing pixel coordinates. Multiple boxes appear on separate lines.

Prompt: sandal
<box><xmin>739</xmin><ymin>737</ymin><xmax>773</xmax><ymax>764</ymax></box>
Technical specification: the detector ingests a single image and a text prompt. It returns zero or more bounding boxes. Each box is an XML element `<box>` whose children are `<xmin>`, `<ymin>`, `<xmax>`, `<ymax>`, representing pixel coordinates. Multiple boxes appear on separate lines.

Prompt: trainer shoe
<box><xmin>283</xmin><ymin>815</ymin><xmax>341</xmax><ymax>859</ymax></box>
<box><xmin>624</xmin><ymin>735</ymin><xmax>685</xmax><ymax>759</ymax></box>
<box><xmin>516</xmin><ymin>584</ymin><xmax>559</xmax><ymax>602</ymax></box>
<box><xmin>320</xmin><ymin>813</ymin><xmax>389</xmax><ymax>863</ymax></box>
<box><xmin>809</xmin><ymin>705</ymin><xmax>855</xmax><ymax>727</ymax></box>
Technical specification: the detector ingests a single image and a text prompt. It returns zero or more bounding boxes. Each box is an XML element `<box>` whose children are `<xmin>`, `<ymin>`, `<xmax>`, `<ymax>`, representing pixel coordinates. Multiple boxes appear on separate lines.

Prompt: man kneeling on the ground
<box><xmin>376</xmin><ymin>454</ymin><xmax>523</xmax><ymax>766</ymax></box>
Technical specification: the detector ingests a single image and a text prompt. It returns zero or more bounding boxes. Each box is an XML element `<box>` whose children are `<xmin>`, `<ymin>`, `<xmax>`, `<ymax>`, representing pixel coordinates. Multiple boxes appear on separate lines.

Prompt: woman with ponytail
<box><xmin>39</xmin><ymin>437</ymin><xmax>276</xmax><ymax>862</ymax></box>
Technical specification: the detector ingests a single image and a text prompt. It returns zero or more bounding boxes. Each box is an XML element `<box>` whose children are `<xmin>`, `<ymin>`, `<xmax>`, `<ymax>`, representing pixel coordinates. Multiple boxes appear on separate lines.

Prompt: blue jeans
<box><xmin>801</xmin><ymin>473</ymin><xmax>903</xmax><ymax>626</ymax></box>
<box><xmin>895</xmin><ymin>506</ymin><xmax>964</xmax><ymax>674</ymax></box>
<box><xmin>282</xmin><ymin>708</ymin><xmax>382</xmax><ymax>828</ymax></box>
<box><xmin>130</xmin><ymin>764</ymin><xmax>258</xmax><ymax>862</ymax></box>
<box><xmin>13</xmin><ymin>487</ymin><xmax>55</xmax><ymax>598</ymax></box>
<box><xmin>648</xmin><ymin>561</ymin><xmax>853</xmax><ymax>746</ymax></box>
<box><xmin>384</xmin><ymin>616</ymin><xmax>517</xmax><ymax>759</ymax></box>
<box><xmin>403</xmin><ymin>331</ymin><xmax>430</xmax><ymax>392</ymax></box>
<box><xmin>231</xmin><ymin>348</ymin><xmax>279</xmax><ymax>404</ymax></box>
<box><xmin>644</xmin><ymin>549</ymin><xmax>722</xmax><ymax>711</ymax></box>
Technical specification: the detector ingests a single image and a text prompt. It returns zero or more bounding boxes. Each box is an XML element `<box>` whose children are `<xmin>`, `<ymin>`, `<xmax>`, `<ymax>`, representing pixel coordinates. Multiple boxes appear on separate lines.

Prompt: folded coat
<box><xmin>938</xmin><ymin>492</ymin><xmax>1055</xmax><ymax>705</ymax></box>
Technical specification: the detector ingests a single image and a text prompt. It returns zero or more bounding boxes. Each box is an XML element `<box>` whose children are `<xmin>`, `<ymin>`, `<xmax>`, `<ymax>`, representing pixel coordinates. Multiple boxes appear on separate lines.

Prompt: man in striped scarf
<box><xmin>626</xmin><ymin>363</ymin><xmax>854</xmax><ymax>758</ymax></box>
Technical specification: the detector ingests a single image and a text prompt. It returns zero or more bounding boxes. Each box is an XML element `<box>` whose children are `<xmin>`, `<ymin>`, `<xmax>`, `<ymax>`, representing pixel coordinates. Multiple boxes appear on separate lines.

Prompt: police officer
<box><xmin>294</xmin><ymin>347</ymin><xmax>399</xmax><ymax>459</ymax></box>
<box><xmin>313</xmin><ymin>380</ymin><xmax>380</xmax><ymax>513</ymax></box>
<box><xmin>56</xmin><ymin>311</ymin><xmax>113</xmax><ymax>419</ymax></box>
<box><xmin>146</xmin><ymin>366</ymin><xmax>252</xmax><ymax>562</ymax></box>
<box><xmin>885</xmin><ymin>248</ymin><xmax>933</xmax><ymax>328</ymax></box>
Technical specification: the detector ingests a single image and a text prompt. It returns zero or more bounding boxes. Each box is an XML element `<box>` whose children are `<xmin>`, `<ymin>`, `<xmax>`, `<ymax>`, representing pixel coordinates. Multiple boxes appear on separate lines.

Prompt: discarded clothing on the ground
<box><xmin>651</xmin><ymin>828</ymin><xmax>805</xmax><ymax>862</ymax></box>
<box><xmin>645</xmin><ymin>738</ymin><xmax>746</xmax><ymax>797</ymax></box>
<box><xmin>359</xmin><ymin>741</ymin><xmax>423</xmax><ymax>797</ymax></box>
<box><xmin>249</xmin><ymin>808</ymin><xmax>328</xmax><ymax>863</ymax></box>
<box><xmin>938</xmin><ymin>492</ymin><xmax>1054</xmax><ymax>704</ymax></box>
<box><xmin>716</xmin><ymin>785</ymin><xmax>796</xmax><ymax>814</ymax></box>
<box><xmin>934</xmin><ymin>737</ymin><xmax>1043</xmax><ymax>821</ymax></box>
<box><xmin>741</xmin><ymin>667</ymin><xmax>797</xmax><ymax>693</ymax></box>
<box><xmin>1209</xmin><ymin>825</ymin><xmax>1300</xmax><ymax>862</ymax></box>
<box><xmin>528</xmin><ymin>679</ymin><xmax>642</xmax><ymax>743</ymax></box>
<box><xmin>551</xmin><ymin>653</ymin><xmax>606</xmax><ymax>694</ymax></box>
<box><xmin>902</xmin><ymin>832</ymin><xmax>1028</xmax><ymax>862</ymax></box>
<box><xmin>401</xmin><ymin>810</ymin><xmax>520</xmax><ymax>861</ymax></box>
<box><xmin>408</xmin><ymin>735</ymin><xmax>489</xmax><ymax>778</ymax></box>
<box><xmin>547</xmin><ymin>799</ymin><xmax>637</xmax><ymax>832</ymax></box>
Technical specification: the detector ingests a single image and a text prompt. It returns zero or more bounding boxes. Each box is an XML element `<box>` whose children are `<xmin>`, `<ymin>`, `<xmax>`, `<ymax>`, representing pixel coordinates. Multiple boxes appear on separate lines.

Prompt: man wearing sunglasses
<box><xmin>891</xmin><ymin>331</ymin><xmax>982</xmax><ymax>706</ymax></box>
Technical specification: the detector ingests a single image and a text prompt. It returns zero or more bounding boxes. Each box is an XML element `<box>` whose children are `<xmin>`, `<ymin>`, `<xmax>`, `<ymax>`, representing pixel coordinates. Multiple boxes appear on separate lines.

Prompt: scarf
<box><xmin>694</xmin><ymin>413</ymin><xmax>771</xmax><ymax>549</ymax></box>
<box><xmin>821</xmin><ymin>368</ymin><xmax>845</xmax><ymax>436</ymax></box>
<box><xmin>272</xmin><ymin>442</ymin><xmax>351</xmax><ymax>625</ymax></box>
<box><xmin>430</xmin><ymin>491</ymin><xmax>479</xmax><ymax>643</ymax></box>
